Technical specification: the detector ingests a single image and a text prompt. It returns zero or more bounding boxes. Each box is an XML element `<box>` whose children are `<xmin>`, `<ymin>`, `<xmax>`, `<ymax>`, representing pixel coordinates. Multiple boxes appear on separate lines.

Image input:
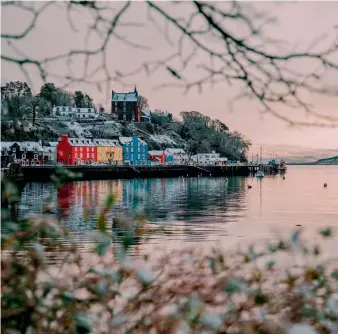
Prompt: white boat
<box><xmin>255</xmin><ymin>170</ymin><xmax>265</xmax><ymax>178</ymax></box>
<box><xmin>255</xmin><ymin>146</ymin><xmax>265</xmax><ymax>178</ymax></box>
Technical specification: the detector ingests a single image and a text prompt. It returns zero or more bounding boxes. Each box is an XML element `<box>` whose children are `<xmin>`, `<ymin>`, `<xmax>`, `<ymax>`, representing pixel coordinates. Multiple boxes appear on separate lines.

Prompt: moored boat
<box><xmin>278</xmin><ymin>160</ymin><xmax>287</xmax><ymax>173</ymax></box>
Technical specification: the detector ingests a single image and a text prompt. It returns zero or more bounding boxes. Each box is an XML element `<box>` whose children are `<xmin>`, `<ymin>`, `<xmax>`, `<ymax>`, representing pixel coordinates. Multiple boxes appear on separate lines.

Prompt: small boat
<box><xmin>255</xmin><ymin>146</ymin><xmax>265</xmax><ymax>178</ymax></box>
<box><xmin>278</xmin><ymin>160</ymin><xmax>287</xmax><ymax>173</ymax></box>
<box><xmin>255</xmin><ymin>170</ymin><xmax>265</xmax><ymax>178</ymax></box>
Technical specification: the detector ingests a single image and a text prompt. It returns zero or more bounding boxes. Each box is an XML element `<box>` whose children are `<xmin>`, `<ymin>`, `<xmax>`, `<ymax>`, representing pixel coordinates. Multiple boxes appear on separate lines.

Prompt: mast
<box><xmin>260</xmin><ymin>145</ymin><xmax>262</xmax><ymax>166</ymax></box>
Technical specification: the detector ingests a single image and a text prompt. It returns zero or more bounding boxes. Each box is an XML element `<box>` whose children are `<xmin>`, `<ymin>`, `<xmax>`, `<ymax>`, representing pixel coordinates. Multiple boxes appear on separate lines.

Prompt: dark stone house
<box><xmin>1</xmin><ymin>142</ymin><xmax>44</xmax><ymax>167</ymax></box>
<box><xmin>111</xmin><ymin>86</ymin><xmax>140</xmax><ymax>122</ymax></box>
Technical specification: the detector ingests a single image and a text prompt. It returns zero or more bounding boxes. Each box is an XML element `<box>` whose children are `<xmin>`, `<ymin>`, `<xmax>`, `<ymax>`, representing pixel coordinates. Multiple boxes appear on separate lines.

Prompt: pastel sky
<box><xmin>2</xmin><ymin>1</ymin><xmax>338</xmax><ymax>150</ymax></box>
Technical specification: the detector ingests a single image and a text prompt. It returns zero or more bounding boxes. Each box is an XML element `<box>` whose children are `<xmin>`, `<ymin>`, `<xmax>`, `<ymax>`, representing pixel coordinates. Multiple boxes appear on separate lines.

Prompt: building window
<box><xmin>68</xmin><ymin>107</ymin><xmax>72</xmax><ymax>111</ymax></box>
<box><xmin>88</xmin><ymin>108</ymin><xmax>91</xmax><ymax>112</ymax></box>
<box><xmin>56</xmin><ymin>107</ymin><xmax>60</xmax><ymax>112</ymax></box>
<box><xmin>22</xmin><ymin>154</ymin><xmax>26</xmax><ymax>159</ymax></box>
<box><xmin>34</xmin><ymin>154</ymin><xmax>38</xmax><ymax>159</ymax></box>
<box><xmin>77</xmin><ymin>108</ymin><xmax>80</xmax><ymax>112</ymax></box>
<box><xmin>123</xmin><ymin>102</ymin><xmax>126</xmax><ymax>106</ymax></box>
<box><xmin>12</xmin><ymin>148</ymin><xmax>16</xmax><ymax>152</ymax></box>
<box><xmin>80</xmin><ymin>147</ymin><xmax>82</xmax><ymax>151</ymax></box>
<box><xmin>62</xmin><ymin>107</ymin><xmax>66</xmax><ymax>111</ymax></box>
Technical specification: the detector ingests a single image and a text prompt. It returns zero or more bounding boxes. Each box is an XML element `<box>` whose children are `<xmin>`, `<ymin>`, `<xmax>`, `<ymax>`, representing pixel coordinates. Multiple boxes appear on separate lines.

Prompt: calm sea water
<box><xmin>16</xmin><ymin>166</ymin><xmax>338</xmax><ymax>254</ymax></box>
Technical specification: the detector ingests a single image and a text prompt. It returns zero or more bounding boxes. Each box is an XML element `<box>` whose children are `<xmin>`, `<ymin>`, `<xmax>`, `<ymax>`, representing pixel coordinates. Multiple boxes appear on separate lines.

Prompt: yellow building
<box><xmin>93</xmin><ymin>139</ymin><xmax>123</xmax><ymax>164</ymax></box>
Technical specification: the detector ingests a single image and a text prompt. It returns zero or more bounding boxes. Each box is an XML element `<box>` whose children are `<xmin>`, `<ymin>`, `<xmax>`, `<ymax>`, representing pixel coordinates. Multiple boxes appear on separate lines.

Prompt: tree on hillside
<box><xmin>39</xmin><ymin>83</ymin><xmax>56</xmax><ymax>104</ymax></box>
<box><xmin>74</xmin><ymin>91</ymin><xmax>85</xmax><ymax>108</ymax></box>
<box><xmin>151</xmin><ymin>110</ymin><xmax>173</xmax><ymax>126</ymax></box>
<box><xmin>74</xmin><ymin>91</ymin><xmax>94</xmax><ymax>108</ymax></box>
<box><xmin>138</xmin><ymin>95</ymin><xmax>149</xmax><ymax>111</ymax></box>
<box><xmin>84</xmin><ymin>93</ymin><xmax>94</xmax><ymax>108</ymax></box>
<box><xmin>1</xmin><ymin>81</ymin><xmax>32</xmax><ymax>100</ymax></box>
<box><xmin>1</xmin><ymin>82</ymin><xmax>32</xmax><ymax>118</ymax></box>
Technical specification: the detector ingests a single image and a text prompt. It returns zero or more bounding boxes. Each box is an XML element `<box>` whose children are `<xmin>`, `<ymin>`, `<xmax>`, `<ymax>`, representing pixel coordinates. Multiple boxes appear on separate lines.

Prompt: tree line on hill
<box><xmin>1</xmin><ymin>81</ymin><xmax>98</xmax><ymax>125</ymax></box>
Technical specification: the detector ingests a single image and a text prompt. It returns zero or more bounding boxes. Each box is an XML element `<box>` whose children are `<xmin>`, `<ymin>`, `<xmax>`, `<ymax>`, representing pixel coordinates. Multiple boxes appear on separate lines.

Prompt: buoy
<box><xmin>248</xmin><ymin>185</ymin><xmax>252</xmax><ymax>189</ymax></box>
<box><xmin>296</xmin><ymin>224</ymin><xmax>301</xmax><ymax>227</ymax></box>
<box><xmin>283</xmin><ymin>176</ymin><xmax>285</xmax><ymax>180</ymax></box>
<box><xmin>324</xmin><ymin>183</ymin><xmax>327</xmax><ymax>188</ymax></box>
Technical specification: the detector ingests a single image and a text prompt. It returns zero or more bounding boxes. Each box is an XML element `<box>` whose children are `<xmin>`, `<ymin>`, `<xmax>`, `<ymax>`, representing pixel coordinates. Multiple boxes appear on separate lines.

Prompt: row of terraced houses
<box><xmin>1</xmin><ymin>136</ymin><xmax>196</xmax><ymax>167</ymax></box>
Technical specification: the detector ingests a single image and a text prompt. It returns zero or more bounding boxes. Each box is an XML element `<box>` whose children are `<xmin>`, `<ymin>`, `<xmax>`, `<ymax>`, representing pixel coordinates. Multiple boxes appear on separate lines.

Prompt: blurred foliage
<box><xmin>1</xmin><ymin>167</ymin><xmax>337</xmax><ymax>333</ymax></box>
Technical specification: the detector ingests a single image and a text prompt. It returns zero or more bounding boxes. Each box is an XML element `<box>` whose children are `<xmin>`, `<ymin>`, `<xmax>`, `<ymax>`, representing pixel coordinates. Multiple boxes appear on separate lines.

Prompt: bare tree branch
<box><xmin>1</xmin><ymin>1</ymin><xmax>338</xmax><ymax>127</ymax></box>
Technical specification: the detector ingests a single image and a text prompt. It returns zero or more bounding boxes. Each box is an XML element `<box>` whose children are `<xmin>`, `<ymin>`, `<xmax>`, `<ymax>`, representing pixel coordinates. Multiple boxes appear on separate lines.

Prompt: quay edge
<box><xmin>4</xmin><ymin>164</ymin><xmax>275</xmax><ymax>182</ymax></box>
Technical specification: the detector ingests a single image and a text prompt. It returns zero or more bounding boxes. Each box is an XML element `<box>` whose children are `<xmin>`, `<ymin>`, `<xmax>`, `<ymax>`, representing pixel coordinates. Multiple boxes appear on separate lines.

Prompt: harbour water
<box><xmin>15</xmin><ymin>165</ymin><xmax>338</xmax><ymax>255</ymax></box>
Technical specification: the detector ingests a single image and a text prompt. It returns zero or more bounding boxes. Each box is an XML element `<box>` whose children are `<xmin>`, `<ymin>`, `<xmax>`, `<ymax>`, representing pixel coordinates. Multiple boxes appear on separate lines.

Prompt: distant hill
<box><xmin>314</xmin><ymin>156</ymin><xmax>338</xmax><ymax>165</ymax></box>
<box><xmin>250</xmin><ymin>144</ymin><xmax>338</xmax><ymax>164</ymax></box>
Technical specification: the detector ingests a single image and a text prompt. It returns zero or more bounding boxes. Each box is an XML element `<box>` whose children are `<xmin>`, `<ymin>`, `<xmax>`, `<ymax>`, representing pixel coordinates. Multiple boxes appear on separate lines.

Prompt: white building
<box><xmin>42</xmin><ymin>142</ymin><xmax>58</xmax><ymax>163</ymax></box>
<box><xmin>164</xmin><ymin>148</ymin><xmax>188</xmax><ymax>165</ymax></box>
<box><xmin>191</xmin><ymin>151</ymin><xmax>228</xmax><ymax>165</ymax></box>
<box><xmin>141</xmin><ymin>109</ymin><xmax>151</xmax><ymax>123</ymax></box>
<box><xmin>52</xmin><ymin>106</ymin><xmax>99</xmax><ymax>119</ymax></box>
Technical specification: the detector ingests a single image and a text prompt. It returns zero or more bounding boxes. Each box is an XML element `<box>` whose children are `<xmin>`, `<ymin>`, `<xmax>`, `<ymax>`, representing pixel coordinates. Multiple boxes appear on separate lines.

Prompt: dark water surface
<box><xmin>17</xmin><ymin>166</ymin><xmax>338</xmax><ymax>254</ymax></box>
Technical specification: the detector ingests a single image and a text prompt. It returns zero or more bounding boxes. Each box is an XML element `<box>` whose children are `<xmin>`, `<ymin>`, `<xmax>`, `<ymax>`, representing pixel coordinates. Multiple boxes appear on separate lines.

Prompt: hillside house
<box><xmin>57</xmin><ymin>135</ymin><xmax>97</xmax><ymax>165</ymax></box>
<box><xmin>111</xmin><ymin>86</ymin><xmax>140</xmax><ymax>122</ymax></box>
<box><xmin>93</xmin><ymin>139</ymin><xmax>123</xmax><ymax>164</ymax></box>
<box><xmin>164</xmin><ymin>148</ymin><xmax>188</xmax><ymax>165</ymax></box>
<box><xmin>141</xmin><ymin>109</ymin><xmax>151</xmax><ymax>123</ymax></box>
<box><xmin>119</xmin><ymin>136</ymin><xmax>148</xmax><ymax>166</ymax></box>
<box><xmin>52</xmin><ymin>106</ymin><xmax>99</xmax><ymax>119</ymax></box>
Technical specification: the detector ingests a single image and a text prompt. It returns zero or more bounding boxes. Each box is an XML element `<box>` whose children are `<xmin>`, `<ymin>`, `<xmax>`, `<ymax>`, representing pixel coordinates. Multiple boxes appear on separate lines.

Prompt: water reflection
<box><xmin>19</xmin><ymin>177</ymin><xmax>247</xmax><ymax>243</ymax></box>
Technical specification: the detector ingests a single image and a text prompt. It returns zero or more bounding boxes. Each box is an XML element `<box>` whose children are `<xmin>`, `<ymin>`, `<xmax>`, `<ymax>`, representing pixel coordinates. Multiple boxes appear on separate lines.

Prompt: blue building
<box><xmin>119</xmin><ymin>136</ymin><xmax>148</xmax><ymax>166</ymax></box>
<box><xmin>165</xmin><ymin>152</ymin><xmax>173</xmax><ymax>164</ymax></box>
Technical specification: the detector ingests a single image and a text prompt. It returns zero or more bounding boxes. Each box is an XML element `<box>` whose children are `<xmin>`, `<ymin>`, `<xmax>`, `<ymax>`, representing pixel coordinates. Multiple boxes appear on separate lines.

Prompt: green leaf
<box><xmin>266</xmin><ymin>260</ymin><xmax>275</xmax><ymax>270</ymax></box>
<box><xmin>97</xmin><ymin>213</ymin><xmax>106</xmax><ymax>233</ymax></box>
<box><xmin>32</xmin><ymin>243</ymin><xmax>45</xmax><ymax>263</ymax></box>
<box><xmin>61</xmin><ymin>292</ymin><xmax>76</xmax><ymax>305</ymax></box>
<box><xmin>302</xmin><ymin>304</ymin><xmax>317</xmax><ymax>318</ymax></box>
<box><xmin>319</xmin><ymin>228</ymin><xmax>332</xmax><ymax>238</ymax></box>
<box><xmin>91</xmin><ymin>232</ymin><xmax>111</xmax><ymax>256</ymax></box>
<box><xmin>291</xmin><ymin>230</ymin><xmax>300</xmax><ymax>244</ymax></box>
<box><xmin>209</xmin><ymin>258</ymin><xmax>216</xmax><ymax>274</ymax></box>
<box><xmin>122</xmin><ymin>231</ymin><xmax>136</xmax><ymax>251</ymax></box>
<box><xmin>254</xmin><ymin>293</ymin><xmax>269</xmax><ymax>305</ymax></box>
<box><xmin>224</xmin><ymin>278</ymin><xmax>247</xmax><ymax>295</ymax></box>
<box><xmin>331</xmin><ymin>269</ymin><xmax>338</xmax><ymax>280</ymax></box>
<box><xmin>74</xmin><ymin>312</ymin><xmax>92</xmax><ymax>334</ymax></box>
<box><xmin>96</xmin><ymin>281</ymin><xmax>108</xmax><ymax>296</ymax></box>
<box><xmin>136</xmin><ymin>266</ymin><xmax>154</xmax><ymax>287</ymax></box>
<box><xmin>104</xmin><ymin>194</ymin><xmax>115</xmax><ymax>210</ymax></box>
<box><xmin>199</xmin><ymin>311</ymin><xmax>223</xmax><ymax>330</ymax></box>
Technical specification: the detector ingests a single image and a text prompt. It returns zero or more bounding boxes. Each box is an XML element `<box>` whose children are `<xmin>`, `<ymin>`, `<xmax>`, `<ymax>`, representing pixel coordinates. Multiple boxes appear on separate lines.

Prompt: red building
<box><xmin>57</xmin><ymin>135</ymin><xmax>97</xmax><ymax>165</ymax></box>
<box><xmin>148</xmin><ymin>150</ymin><xmax>166</xmax><ymax>164</ymax></box>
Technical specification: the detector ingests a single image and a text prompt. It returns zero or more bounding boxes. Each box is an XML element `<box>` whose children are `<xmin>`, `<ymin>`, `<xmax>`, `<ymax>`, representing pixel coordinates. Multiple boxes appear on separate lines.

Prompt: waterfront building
<box><xmin>164</xmin><ymin>148</ymin><xmax>188</xmax><ymax>165</ymax></box>
<box><xmin>148</xmin><ymin>150</ymin><xmax>166</xmax><ymax>164</ymax></box>
<box><xmin>57</xmin><ymin>135</ymin><xmax>97</xmax><ymax>165</ymax></box>
<box><xmin>1</xmin><ymin>141</ymin><xmax>44</xmax><ymax>166</ymax></box>
<box><xmin>191</xmin><ymin>151</ymin><xmax>228</xmax><ymax>165</ymax></box>
<box><xmin>52</xmin><ymin>106</ymin><xmax>99</xmax><ymax>119</ymax></box>
<box><xmin>93</xmin><ymin>139</ymin><xmax>122</xmax><ymax>164</ymax></box>
<box><xmin>42</xmin><ymin>142</ymin><xmax>58</xmax><ymax>164</ymax></box>
<box><xmin>119</xmin><ymin>136</ymin><xmax>148</xmax><ymax>166</ymax></box>
<box><xmin>111</xmin><ymin>86</ymin><xmax>140</xmax><ymax>122</ymax></box>
<box><xmin>165</xmin><ymin>152</ymin><xmax>173</xmax><ymax>164</ymax></box>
